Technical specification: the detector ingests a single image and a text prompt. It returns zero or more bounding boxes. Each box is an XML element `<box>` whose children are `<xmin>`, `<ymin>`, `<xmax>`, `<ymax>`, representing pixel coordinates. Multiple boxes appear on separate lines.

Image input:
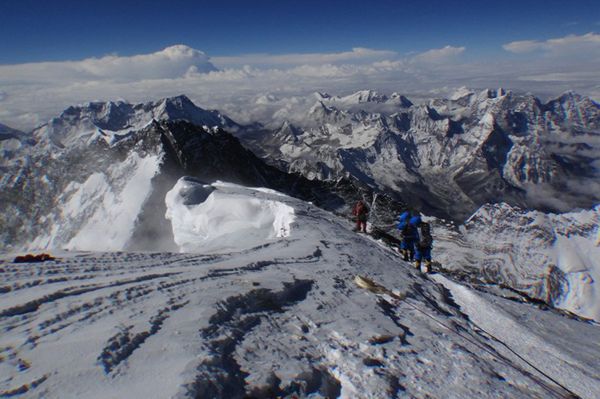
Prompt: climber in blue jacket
<box><xmin>397</xmin><ymin>211</ymin><xmax>419</xmax><ymax>262</ymax></box>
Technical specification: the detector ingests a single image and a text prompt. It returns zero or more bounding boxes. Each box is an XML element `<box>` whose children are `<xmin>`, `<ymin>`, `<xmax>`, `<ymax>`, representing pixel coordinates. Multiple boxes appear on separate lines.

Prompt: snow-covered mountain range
<box><xmin>243</xmin><ymin>88</ymin><xmax>600</xmax><ymax>220</ymax></box>
<box><xmin>0</xmin><ymin>97</ymin><xmax>396</xmax><ymax>253</ymax></box>
<box><xmin>1</xmin><ymin>90</ymin><xmax>599</xmax><ymax>397</ymax></box>
<box><xmin>2</xmin><ymin>92</ymin><xmax>599</xmax><ymax>316</ymax></box>
<box><xmin>5</xmin><ymin>89</ymin><xmax>598</xmax><ymax>221</ymax></box>
<box><xmin>31</xmin><ymin>95</ymin><xmax>239</xmax><ymax>149</ymax></box>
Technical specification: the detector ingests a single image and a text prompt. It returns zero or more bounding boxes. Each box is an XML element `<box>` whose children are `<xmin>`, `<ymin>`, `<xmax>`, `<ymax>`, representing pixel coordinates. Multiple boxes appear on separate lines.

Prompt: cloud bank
<box><xmin>411</xmin><ymin>45</ymin><xmax>466</xmax><ymax>63</ymax></box>
<box><xmin>503</xmin><ymin>32</ymin><xmax>600</xmax><ymax>56</ymax></box>
<box><xmin>212</xmin><ymin>47</ymin><xmax>397</xmax><ymax>67</ymax></box>
<box><xmin>0</xmin><ymin>45</ymin><xmax>216</xmax><ymax>84</ymax></box>
<box><xmin>0</xmin><ymin>35</ymin><xmax>599</xmax><ymax>131</ymax></box>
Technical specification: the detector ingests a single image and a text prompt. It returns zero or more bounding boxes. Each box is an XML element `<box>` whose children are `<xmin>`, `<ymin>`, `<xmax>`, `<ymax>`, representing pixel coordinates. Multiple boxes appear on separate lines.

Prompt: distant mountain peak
<box><xmin>313</xmin><ymin>91</ymin><xmax>333</xmax><ymax>101</ymax></box>
<box><xmin>309</xmin><ymin>100</ymin><xmax>334</xmax><ymax>115</ymax></box>
<box><xmin>389</xmin><ymin>92</ymin><xmax>413</xmax><ymax>108</ymax></box>
<box><xmin>32</xmin><ymin>95</ymin><xmax>240</xmax><ymax>149</ymax></box>
<box><xmin>450</xmin><ymin>86</ymin><xmax>475</xmax><ymax>100</ymax></box>
<box><xmin>478</xmin><ymin>87</ymin><xmax>510</xmax><ymax>100</ymax></box>
<box><xmin>340</xmin><ymin>89</ymin><xmax>388</xmax><ymax>104</ymax></box>
<box><xmin>553</xmin><ymin>91</ymin><xmax>597</xmax><ymax>106</ymax></box>
<box><xmin>162</xmin><ymin>94</ymin><xmax>195</xmax><ymax>106</ymax></box>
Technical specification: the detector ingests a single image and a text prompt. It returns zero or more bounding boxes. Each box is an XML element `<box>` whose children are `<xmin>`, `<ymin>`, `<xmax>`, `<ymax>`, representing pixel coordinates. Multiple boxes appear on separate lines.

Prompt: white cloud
<box><xmin>211</xmin><ymin>47</ymin><xmax>396</xmax><ymax>67</ymax></box>
<box><xmin>0</xmin><ymin>45</ymin><xmax>216</xmax><ymax>85</ymax></box>
<box><xmin>503</xmin><ymin>32</ymin><xmax>600</xmax><ymax>55</ymax></box>
<box><xmin>517</xmin><ymin>71</ymin><xmax>600</xmax><ymax>82</ymax></box>
<box><xmin>411</xmin><ymin>45</ymin><xmax>466</xmax><ymax>63</ymax></box>
<box><xmin>502</xmin><ymin>40</ymin><xmax>543</xmax><ymax>54</ymax></box>
<box><xmin>0</xmin><ymin>42</ymin><xmax>599</xmax><ymax>131</ymax></box>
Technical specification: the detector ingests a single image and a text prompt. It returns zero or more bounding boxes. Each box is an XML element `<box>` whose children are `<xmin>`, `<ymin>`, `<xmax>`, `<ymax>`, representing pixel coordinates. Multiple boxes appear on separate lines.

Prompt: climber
<box><xmin>398</xmin><ymin>212</ymin><xmax>420</xmax><ymax>262</ymax></box>
<box><xmin>396</xmin><ymin>211</ymin><xmax>410</xmax><ymax>259</ymax></box>
<box><xmin>352</xmin><ymin>199</ymin><xmax>369</xmax><ymax>233</ymax></box>
<box><xmin>415</xmin><ymin>220</ymin><xmax>433</xmax><ymax>273</ymax></box>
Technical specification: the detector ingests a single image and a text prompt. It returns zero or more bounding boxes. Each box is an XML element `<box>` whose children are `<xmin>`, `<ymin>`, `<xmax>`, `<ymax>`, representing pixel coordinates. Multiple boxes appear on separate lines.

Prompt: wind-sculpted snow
<box><xmin>1</xmin><ymin>189</ymin><xmax>599</xmax><ymax>398</ymax></box>
<box><xmin>433</xmin><ymin>202</ymin><xmax>600</xmax><ymax>321</ymax></box>
<box><xmin>165</xmin><ymin>179</ymin><xmax>296</xmax><ymax>253</ymax></box>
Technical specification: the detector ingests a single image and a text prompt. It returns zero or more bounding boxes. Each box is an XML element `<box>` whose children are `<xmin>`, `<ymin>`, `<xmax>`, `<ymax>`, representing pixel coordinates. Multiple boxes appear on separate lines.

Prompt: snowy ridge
<box><xmin>1</xmin><ymin>182</ymin><xmax>598</xmax><ymax>398</ymax></box>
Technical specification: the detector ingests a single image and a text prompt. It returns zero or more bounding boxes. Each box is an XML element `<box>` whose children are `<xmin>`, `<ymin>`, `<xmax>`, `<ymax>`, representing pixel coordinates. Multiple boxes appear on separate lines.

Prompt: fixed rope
<box><xmin>353</xmin><ymin>275</ymin><xmax>579</xmax><ymax>399</ymax></box>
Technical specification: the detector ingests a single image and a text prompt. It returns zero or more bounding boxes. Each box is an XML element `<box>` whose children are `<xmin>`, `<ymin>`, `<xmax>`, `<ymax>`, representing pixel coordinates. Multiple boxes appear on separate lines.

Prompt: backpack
<box><xmin>419</xmin><ymin>222</ymin><xmax>433</xmax><ymax>247</ymax></box>
<box><xmin>402</xmin><ymin>222</ymin><xmax>416</xmax><ymax>239</ymax></box>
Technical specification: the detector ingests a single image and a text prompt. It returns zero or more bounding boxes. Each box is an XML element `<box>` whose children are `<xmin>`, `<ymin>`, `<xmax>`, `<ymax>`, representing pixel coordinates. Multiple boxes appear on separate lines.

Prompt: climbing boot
<box><xmin>414</xmin><ymin>260</ymin><xmax>421</xmax><ymax>271</ymax></box>
<box><xmin>424</xmin><ymin>260</ymin><xmax>432</xmax><ymax>273</ymax></box>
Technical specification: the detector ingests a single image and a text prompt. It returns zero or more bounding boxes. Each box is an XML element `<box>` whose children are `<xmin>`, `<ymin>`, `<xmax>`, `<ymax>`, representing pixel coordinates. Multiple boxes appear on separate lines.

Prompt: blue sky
<box><xmin>1</xmin><ymin>0</ymin><xmax>599</xmax><ymax>63</ymax></box>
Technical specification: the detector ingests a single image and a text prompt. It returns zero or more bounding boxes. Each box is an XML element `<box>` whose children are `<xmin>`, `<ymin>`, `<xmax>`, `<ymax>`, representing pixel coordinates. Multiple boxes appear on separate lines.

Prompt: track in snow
<box><xmin>1</xmin><ymin>235</ymin><xmax>598</xmax><ymax>398</ymax></box>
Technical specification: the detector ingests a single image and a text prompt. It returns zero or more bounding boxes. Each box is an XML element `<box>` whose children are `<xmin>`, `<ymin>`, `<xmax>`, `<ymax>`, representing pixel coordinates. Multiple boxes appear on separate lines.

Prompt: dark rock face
<box><xmin>144</xmin><ymin>121</ymin><xmax>405</xmax><ymax>249</ymax></box>
<box><xmin>0</xmin><ymin>118</ymin><xmax>406</xmax><ymax>251</ymax></box>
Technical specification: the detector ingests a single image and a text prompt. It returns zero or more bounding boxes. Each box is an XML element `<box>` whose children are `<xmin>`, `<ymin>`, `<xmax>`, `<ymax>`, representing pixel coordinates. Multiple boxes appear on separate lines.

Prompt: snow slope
<box><xmin>433</xmin><ymin>274</ymin><xmax>600</xmax><ymax>399</ymax></box>
<box><xmin>433</xmin><ymin>203</ymin><xmax>600</xmax><ymax>321</ymax></box>
<box><xmin>1</xmin><ymin>182</ymin><xmax>598</xmax><ymax>398</ymax></box>
<box><xmin>30</xmin><ymin>151</ymin><xmax>162</xmax><ymax>251</ymax></box>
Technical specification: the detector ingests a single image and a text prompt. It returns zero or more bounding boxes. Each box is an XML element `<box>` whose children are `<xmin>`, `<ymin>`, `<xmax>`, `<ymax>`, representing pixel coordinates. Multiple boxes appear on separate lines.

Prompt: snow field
<box><xmin>434</xmin><ymin>274</ymin><xmax>600</xmax><ymax>399</ymax></box>
<box><xmin>2</xmin><ymin>183</ymin><xmax>599</xmax><ymax>398</ymax></box>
